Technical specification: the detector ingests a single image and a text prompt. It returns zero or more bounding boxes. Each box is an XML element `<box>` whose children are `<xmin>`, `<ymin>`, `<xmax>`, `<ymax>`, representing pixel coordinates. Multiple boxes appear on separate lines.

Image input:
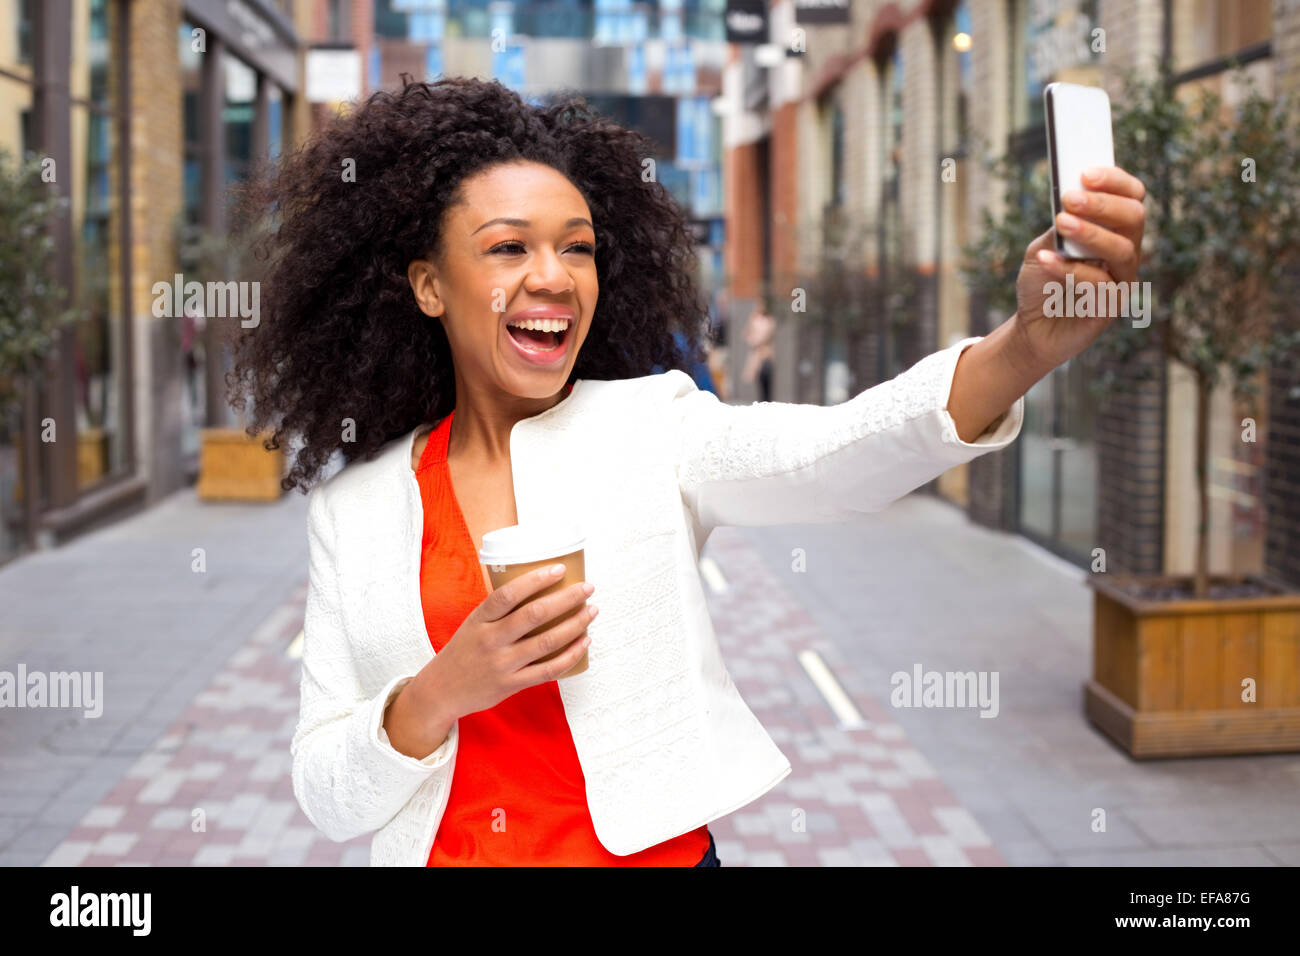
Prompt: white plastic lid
<box><xmin>478</xmin><ymin>520</ymin><xmax>586</xmax><ymax>567</ymax></box>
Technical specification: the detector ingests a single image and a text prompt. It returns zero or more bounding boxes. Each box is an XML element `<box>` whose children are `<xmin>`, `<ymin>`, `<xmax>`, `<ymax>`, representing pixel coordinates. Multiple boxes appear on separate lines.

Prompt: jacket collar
<box><xmin>383</xmin><ymin>379</ymin><xmax>589</xmax><ymax>478</ymax></box>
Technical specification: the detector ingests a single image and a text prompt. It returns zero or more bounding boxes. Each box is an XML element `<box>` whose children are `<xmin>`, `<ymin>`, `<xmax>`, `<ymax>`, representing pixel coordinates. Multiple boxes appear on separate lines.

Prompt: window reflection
<box><xmin>223</xmin><ymin>53</ymin><xmax>256</xmax><ymax>190</ymax></box>
<box><xmin>179</xmin><ymin>21</ymin><xmax>206</xmax><ymax>458</ymax></box>
<box><xmin>72</xmin><ymin>0</ymin><xmax>125</xmax><ymax>490</ymax></box>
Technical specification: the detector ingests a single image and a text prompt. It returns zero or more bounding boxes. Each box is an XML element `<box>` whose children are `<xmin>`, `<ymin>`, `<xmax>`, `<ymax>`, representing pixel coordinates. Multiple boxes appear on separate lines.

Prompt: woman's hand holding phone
<box><xmin>1010</xmin><ymin>165</ymin><xmax>1148</xmax><ymax>376</ymax></box>
<box><xmin>382</xmin><ymin>566</ymin><xmax>596</xmax><ymax>760</ymax></box>
<box><xmin>948</xmin><ymin>162</ymin><xmax>1147</xmax><ymax>444</ymax></box>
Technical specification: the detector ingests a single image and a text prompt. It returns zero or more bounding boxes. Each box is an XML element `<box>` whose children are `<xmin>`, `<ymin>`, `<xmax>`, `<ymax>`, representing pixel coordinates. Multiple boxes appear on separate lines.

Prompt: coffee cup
<box><xmin>479</xmin><ymin>521</ymin><xmax>589</xmax><ymax>679</ymax></box>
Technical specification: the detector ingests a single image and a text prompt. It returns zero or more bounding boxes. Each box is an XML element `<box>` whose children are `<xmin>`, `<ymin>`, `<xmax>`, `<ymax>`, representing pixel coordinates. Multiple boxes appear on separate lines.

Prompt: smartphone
<box><xmin>1044</xmin><ymin>82</ymin><xmax>1114</xmax><ymax>259</ymax></box>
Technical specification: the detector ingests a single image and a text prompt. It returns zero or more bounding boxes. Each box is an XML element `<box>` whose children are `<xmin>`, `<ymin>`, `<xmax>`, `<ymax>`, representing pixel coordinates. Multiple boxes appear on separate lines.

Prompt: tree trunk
<box><xmin>1194</xmin><ymin>373</ymin><xmax>1210</xmax><ymax>599</ymax></box>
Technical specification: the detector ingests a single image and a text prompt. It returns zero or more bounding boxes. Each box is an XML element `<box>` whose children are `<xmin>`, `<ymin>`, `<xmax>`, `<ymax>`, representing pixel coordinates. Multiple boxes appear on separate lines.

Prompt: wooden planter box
<box><xmin>196</xmin><ymin>427</ymin><xmax>284</xmax><ymax>502</ymax></box>
<box><xmin>77</xmin><ymin>426</ymin><xmax>107</xmax><ymax>487</ymax></box>
<box><xmin>1085</xmin><ymin>574</ymin><xmax>1300</xmax><ymax>758</ymax></box>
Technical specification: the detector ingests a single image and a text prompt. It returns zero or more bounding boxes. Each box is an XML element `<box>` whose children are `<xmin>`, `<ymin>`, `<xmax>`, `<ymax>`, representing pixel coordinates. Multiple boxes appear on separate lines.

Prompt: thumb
<box><xmin>1024</xmin><ymin>228</ymin><xmax>1057</xmax><ymax>263</ymax></box>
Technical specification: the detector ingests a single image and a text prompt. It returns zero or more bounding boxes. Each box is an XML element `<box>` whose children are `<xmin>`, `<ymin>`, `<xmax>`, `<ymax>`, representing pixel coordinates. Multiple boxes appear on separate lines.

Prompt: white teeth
<box><xmin>508</xmin><ymin>317</ymin><xmax>570</xmax><ymax>332</ymax></box>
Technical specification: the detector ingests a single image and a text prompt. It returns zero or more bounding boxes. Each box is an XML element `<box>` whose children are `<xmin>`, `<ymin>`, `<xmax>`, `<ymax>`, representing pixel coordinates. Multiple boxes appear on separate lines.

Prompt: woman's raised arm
<box><xmin>670</xmin><ymin>335</ymin><xmax>1024</xmax><ymax>535</ymax></box>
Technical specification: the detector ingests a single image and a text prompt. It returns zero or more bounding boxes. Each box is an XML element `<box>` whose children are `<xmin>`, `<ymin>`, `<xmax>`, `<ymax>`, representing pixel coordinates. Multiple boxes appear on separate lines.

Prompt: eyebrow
<box><xmin>471</xmin><ymin>217</ymin><xmax>594</xmax><ymax>235</ymax></box>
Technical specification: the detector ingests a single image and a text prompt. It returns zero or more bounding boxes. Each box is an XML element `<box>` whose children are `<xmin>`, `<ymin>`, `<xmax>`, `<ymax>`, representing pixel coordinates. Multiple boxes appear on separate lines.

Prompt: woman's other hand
<box><xmin>435</xmin><ymin>565</ymin><xmax>595</xmax><ymax>716</ymax></box>
<box><xmin>383</xmin><ymin>565</ymin><xmax>595</xmax><ymax>760</ymax></box>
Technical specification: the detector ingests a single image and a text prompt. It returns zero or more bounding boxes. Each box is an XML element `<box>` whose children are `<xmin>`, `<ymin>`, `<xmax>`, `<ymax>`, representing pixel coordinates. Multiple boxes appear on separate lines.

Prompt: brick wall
<box><xmin>1090</xmin><ymin>0</ymin><xmax>1167</xmax><ymax>572</ymax></box>
<box><xmin>1266</xmin><ymin>0</ymin><xmax>1300</xmax><ymax>586</ymax></box>
<box><xmin>1095</xmin><ymin>343</ymin><xmax>1167</xmax><ymax>574</ymax></box>
<box><xmin>1264</xmin><ymin>348</ymin><xmax>1300</xmax><ymax>587</ymax></box>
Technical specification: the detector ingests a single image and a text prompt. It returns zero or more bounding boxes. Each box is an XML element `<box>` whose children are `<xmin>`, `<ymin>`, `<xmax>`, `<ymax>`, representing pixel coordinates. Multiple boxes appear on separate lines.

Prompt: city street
<box><xmin>1</xmin><ymin>483</ymin><xmax>1295</xmax><ymax>866</ymax></box>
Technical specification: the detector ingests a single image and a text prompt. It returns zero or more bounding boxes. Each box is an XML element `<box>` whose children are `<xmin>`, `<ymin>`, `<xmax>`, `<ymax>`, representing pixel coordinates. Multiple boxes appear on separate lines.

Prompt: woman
<box><xmin>228</xmin><ymin>77</ymin><xmax>1145</xmax><ymax>866</ymax></box>
<box><xmin>742</xmin><ymin>302</ymin><xmax>776</xmax><ymax>402</ymax></box>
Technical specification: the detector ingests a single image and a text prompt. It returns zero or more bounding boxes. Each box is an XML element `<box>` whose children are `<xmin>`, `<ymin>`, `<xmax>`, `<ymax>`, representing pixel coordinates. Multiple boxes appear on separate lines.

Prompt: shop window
<box><xmin>16</xmin><ymin>0</ymin><xmax>33</xmax><ymax>65</ymax></box>
<box><xmin>223</xmin><ymin>53</ymin><xmax>256</xmax><ymax>189</ymax></box>
<box><xmin>328</xmin><ymin>0</ymin><xmax>347</xmax><ymax>40</ymax></box>
<box><xmin>1172</xmin><ymin>0</ymin><xmax>1271</xmax><ymax>74</ymax></box>
<box><xmin>71</xmin><ymin>0</ymin><xmax>126</xmax><ymax>490</ymax></box>
<box><xmin>268</xmin><ymin>84</ymin><xmax>283</xmax><ymax>160</ymax></box>
<box><xmin>1011</xmin><ymin>0</ymin><xmax>1101</xmax><ymax>133</ymax></box>
<box><xmin>179</xmin><ymin>21</ymin><xmax>206</xmax><ymax>458</ymax></box>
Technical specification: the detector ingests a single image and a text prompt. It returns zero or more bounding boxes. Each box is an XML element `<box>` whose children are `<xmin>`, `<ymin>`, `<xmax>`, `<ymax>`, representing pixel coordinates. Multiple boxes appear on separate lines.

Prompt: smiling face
<box><xmin>407</xmin><ymin>161</ymin><xmax>598</xmax><ymax>402</ymax></box>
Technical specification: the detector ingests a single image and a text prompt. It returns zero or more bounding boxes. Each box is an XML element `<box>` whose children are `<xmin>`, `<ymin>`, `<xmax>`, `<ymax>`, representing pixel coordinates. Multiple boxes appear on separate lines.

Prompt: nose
<box><xmin>524</xmin><ymin>244</ymin><xmax>575</xmax><ymax>295</ymax></box>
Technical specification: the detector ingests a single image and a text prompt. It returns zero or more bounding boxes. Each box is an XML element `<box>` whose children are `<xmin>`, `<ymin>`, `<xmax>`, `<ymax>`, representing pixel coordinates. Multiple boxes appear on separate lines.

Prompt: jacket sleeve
<box><xmin>290</xmin><ymin>481</ymin><xmax>458</xmax><ymax>844</ymax></box>
<box><xmin>672</xmin><ymin>335</ymin><xmax>1024</xmax><ymax>533</ymax></box>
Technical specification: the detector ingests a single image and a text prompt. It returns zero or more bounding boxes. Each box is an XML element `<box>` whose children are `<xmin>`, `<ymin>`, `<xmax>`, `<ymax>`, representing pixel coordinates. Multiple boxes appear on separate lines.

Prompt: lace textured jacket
<box><xmin>291</xmin><ymin>335</ymin><xmax>1025</xmax><ymax>865</ymax></box>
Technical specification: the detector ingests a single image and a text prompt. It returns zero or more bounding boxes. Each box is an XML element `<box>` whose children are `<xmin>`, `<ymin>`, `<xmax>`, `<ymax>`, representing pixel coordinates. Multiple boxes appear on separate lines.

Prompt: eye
<box><xmin>487</xmin><ymin>241</ymin><xmax>595</xmax><ymax>255</ymax></box>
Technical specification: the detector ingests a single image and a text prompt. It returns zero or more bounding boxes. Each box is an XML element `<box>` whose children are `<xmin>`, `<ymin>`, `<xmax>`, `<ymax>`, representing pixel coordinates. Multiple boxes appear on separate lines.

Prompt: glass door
<box><xmin>1010</xmin><ymin>140</ymin><xmax>1098</xmax><ymax>565</ymax></box>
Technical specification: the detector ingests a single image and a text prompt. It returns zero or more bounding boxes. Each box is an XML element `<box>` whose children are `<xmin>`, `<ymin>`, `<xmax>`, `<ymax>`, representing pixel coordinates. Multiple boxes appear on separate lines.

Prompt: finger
<box><xmin>515</xmin><ymin>617</ymin><xmax>593</xmax><ymax>686</ymax></box>
<box><xmin>513</xmin><ymin>602</ymin><xmax>596</xmax><ymax>671</ymax></box>
<box><xmin>1035</xmin><ymin>248</ymin><xmax>1117</xmax><ymax>286</ymax></box>
<box><xmin>506</xmin><ymin>580</ymin><xmax>592</xmax><ymax>642</ymax></box>
<box><xmin>1081</xmin><ymin>165</ymin><xmax>1146</xmax><ymax>202</ymax></box>
<box><xmin>1060</xmin><ymin>189</ymin><xmax>1145</xmax><ymax>238</ymax></box>
<box><xmin>1054</xmin><ymin>212</ymin><xmax>1138</xmax><ymax>277</ymax></box>
<box><xmin>480</xmin><ymin>564</ymin><xmax>566</xmax><ymax>623</ymax></box>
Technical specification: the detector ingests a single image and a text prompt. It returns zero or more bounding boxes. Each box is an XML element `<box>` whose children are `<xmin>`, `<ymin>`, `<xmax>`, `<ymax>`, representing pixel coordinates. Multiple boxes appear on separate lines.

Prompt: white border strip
<box><xmin>797</xmin><ymin>649</ymin><xmax>868</xmax><ymax>730</ymax></box>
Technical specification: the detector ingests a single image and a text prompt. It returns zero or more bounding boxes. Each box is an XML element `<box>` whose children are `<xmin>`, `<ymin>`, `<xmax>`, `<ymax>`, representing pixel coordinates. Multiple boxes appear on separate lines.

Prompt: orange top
<box><xmin>417</xmin><ymin>396</ymin><xmax>711</xmax><ymax>866</ymax></box>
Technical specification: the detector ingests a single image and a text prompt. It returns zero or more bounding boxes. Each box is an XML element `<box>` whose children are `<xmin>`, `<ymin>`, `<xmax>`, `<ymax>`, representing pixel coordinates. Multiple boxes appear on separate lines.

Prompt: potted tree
<box><xmin>0</xmin><ymin>149</ymin><xmax>78</xmax><ymax>546</ymax></box>
<box><xmin>965</xmin><ymin>68</ymin><xmax>1300</xmax><ymax>757</ymax></box>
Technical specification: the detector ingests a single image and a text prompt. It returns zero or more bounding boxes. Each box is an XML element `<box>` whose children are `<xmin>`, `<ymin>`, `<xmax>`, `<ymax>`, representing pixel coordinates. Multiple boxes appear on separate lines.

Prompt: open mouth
<box><xmin>505</xmin><ymin>319</ymin><xmax>571</xmax><ymax>353</ymax></box>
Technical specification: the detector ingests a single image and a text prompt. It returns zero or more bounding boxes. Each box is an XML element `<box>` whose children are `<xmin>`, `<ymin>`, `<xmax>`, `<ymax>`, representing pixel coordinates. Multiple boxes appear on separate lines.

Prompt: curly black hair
<box><xmin>225</xmin><ymin>75</ymin><xmax>710</xmax><ymax>493</ymax></box>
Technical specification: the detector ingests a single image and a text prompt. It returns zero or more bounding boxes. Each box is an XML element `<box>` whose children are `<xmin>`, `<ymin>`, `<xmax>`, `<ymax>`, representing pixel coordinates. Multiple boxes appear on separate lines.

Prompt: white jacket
<box><xmin>290</xmin><ymin>336</ymin><xmax>1024</xmax><ymax>865</ymax></box>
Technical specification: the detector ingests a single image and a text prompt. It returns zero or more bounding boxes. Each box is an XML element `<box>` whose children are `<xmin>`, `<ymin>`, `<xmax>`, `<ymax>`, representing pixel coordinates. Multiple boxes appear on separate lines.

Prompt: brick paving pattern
<box><xmin>40</xmin><ymin>527</ymin><xmax>1001</xmax><ymax>867</ymax></box>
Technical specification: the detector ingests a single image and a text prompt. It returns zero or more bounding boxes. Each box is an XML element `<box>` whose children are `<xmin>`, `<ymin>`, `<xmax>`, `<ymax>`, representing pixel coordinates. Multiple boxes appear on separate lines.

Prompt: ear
<box><xmin>407</xmin><ymin>258</ymin><xmax>445</xmax><ymax>320</ymax></box>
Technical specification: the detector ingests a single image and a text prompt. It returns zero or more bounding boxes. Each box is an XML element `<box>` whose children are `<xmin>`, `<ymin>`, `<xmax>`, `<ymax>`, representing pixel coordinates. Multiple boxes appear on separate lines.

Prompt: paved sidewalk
<box><xmin>742</xmin><ymin>496</ymin><xmax>1300</xmax><ymax>866</ymax></box>
<box><xmin>699</xmin><ymin>528</ymin><xmax>1002</xmax><ymax>866</ymax></box>
<box><xmin>0</xmin><ymin>486</ymin><xmax>314</xmax><ymax>866</ymax></box>
<box><xmin>19</xmin><ymin>515</ymin><xmax>1000</xmax><ymax>866</ymax></box>
<box><xmin>6</xmin><ymin>483</ymin><xmax>1297</xmax><ymax>866</ymax></box>
<box><xmin>38</xmin><ymin>577</ymin><xmax>370</xmax><ymax>866</ymax></box>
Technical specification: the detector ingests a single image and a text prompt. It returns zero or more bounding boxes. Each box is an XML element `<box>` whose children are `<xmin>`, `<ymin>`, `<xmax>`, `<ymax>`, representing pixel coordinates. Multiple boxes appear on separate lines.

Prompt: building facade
<box><xmin>0</xmin><ymin>0</ymin><xmax>305</xmax><ymax>564</ymax></box>
<box><xmin>719</xmin><ymin>0</ymin><xmax>1299</xmax><ymax>586</ymax></box>
<box><xmin>372</xmin><ymin>0</ymin><xmax>730</xmax><ymax>308</ymax></box>
<box><xmin>0</xmin><ymin>0</ymin><xmax>729</xmax><ymax>566</ymax></box>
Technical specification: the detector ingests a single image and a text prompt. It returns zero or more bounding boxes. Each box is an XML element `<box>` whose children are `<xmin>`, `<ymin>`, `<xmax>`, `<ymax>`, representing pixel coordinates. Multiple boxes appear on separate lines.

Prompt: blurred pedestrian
<box><xmin>742</xmin><ymin>300</ymin><xmax>776</xmax><ymax>402</ymax></box>
<box><xmin>707</xmin><ymin>290</ymin><xmax>729</xmax><ymax>401</ymax></box>
<box><xmin>668</xmin><ymin>328</ymin><xmax>716</xmax><ymax>395</ymax></box>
